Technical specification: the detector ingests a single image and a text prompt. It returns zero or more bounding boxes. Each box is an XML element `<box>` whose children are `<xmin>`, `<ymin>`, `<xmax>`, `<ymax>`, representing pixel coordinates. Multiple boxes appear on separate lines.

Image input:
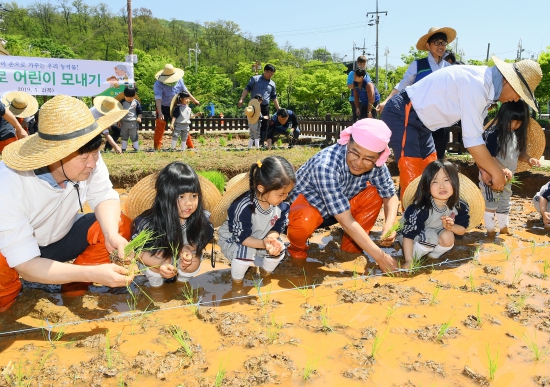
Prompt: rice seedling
<box><xmin>105</xmin><ymin>331</ymin><xmax>113</xmax><ymax>368</ymax></box>
<box><xmin>198</xmin><ymin>136</ymin><xmax>206</xmax><ymax>145</ymax></box>
<box><xmin>486</xmin><ymin>343</ymin><xmax>499</xmax><ymax>380</ymax></box>
<box><xmin>409</xmin><ymin>253</ymin><xmax>427</xmax><ymax>275</ymax></box>
<box><xmin>436</xmin><ymin>317</ymin><xmax>453</xmax><ymax>343</ymax></box>
<box><xmin>429</xmin><ymin>285</ymin><xmax>441</xmax><ymax>306</ymax></box>
<box><xmin>302</xmin><ymin>355</ymin><xmax>319</xmax><ymax>380</ymax></box>
<box><xmin>382</xmin><ymin>222</ymin><xmax>403</xmax><ymax>239</ymax></box>
<box><xmin>219</xmin><ymin>137</ymin><xmax>227</xmax><ymax>147</ymax></box>
<box><xmin>227</xmin><ymin>133</ymin><xmax>233</xmax><ymax>141</ymax></box>
<box><xmin>2</xmin><ymin>359</ymin><xmax>30</xmax><ymax>387</ymax></box>
<box><xmin>476</xmin><ymin>303</ymin><xmax>484</xmax><ymax>328</ymax></box>
<box><xmin>167</xmin><ymin>324</ymin><xmax>194</xmax><ymax>358</ymax></box>
<box><xmin>517</xmin><ymin>329</ymin><xmax>544</xmax><ymax>361</ymax></box>
<box><xmin>468</xmin><ymin>270</ymin><xmax>476</xmax><ymax>292</ymax></box>
<box><xmin>267</xmin><ymin>314</ymin><xmax>282</xmax><ymax>344</ymax></box>
<box><xmin>41</xmin><ymin>319</ymin><xmax>65</xmax><ymax>347</ymax></box>
<box><xmin>181</xmin><ymin>283</ymin><xmax>201</xmax><ymax>316</ymax></box>
<box><xmin>385</xmin><ymin>305</ymin><xmax>398</xmax><ymax>323</ymax></box>
<box><xmin>116</xmin><ymin>229</ymin><xmax>156</xmax><ymax>266</ymax></box>
<box><xmin>351</xmin><ymin>264</ymin><xmax>359</xmax><ymax>289</ymax></box>
<box><xmin>514</xmin><ymin>294</ymin><xmax>529</xmax><ymax>310</ymax></box>
<box><xmin>370</xmin><ymin>332</ymin><xmax>386</xmax><ymax>358</ymax></box>
<box><xmin>286</xmin><ymin>268</ymin><xmax>309</xmax><ymax>297</ymax></box>
<box><xmin>197</xmin><ymin>170</ymin><xmax>225</xmax><ymax>193</ymax></box>
<box><xmin>320</xmin><ymin>304</ymin><xmax>333</xmax><ymax>332</ymax></box>
<box><xmin>252</xmin><ymin>277</ymin><xmax>271</xmax><ymax>307</ymax></box>
<box><xmin>472</xmin><ymin>245</ymin><xmax>482</xmax><ymax>264</ymax></box>
<box><xmin>511</xmin><ymin>265</ymin><xmax>522</xmax><ymax>287</ymax></box>
<box><xmin>531</xmin><ymin>238</ymin><xmax>536</xmax><ymax>254</ymax></box>
<box><xmin>276</xmin><ymin>138</ymin><xmax>283</xmax><ymax>147</ymax></box>
<box><xmin>214</xmin><ymin>359</ymin><xmax>227</xmax><ymax>387</ymax></box>
<box><xmin>502</xmin><ymin>243</ymin><xmax>511</xmax><ymax>261</ymax></box>
<box><xmin>543</xmin><ymin>260</ymin><xmax>549</xmax><ymax>279</ymax></box>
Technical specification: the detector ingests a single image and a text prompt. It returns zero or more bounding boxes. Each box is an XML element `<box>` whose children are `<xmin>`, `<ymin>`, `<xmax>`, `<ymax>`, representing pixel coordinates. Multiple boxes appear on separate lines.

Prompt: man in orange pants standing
<box><xmin>287</xmin><ymin>119</ymin><xmax>400</xmax><ymax>273</ymax></box>
<box><xmin>0</xmin><ymin>95</ymin><xmax>134</xmax><ymax>312</ymax></box>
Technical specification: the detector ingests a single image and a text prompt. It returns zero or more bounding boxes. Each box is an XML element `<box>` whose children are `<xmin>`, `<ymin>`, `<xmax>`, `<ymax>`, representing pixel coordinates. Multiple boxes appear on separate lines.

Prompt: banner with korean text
<box><xmin>0</xmin><ymin>56</ymin><xmax>135</xmax><ymax>97</ymax></box>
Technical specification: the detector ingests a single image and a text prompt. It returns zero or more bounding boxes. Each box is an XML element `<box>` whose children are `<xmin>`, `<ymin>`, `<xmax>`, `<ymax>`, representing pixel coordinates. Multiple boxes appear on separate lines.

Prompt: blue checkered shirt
<box><xmin>288</xmin><ymin>144</ymin><xmax>396</xmax><ymax>218</ymax></box>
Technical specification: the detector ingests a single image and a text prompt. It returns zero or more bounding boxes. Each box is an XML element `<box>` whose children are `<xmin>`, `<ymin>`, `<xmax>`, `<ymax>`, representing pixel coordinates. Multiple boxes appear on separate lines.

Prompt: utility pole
<box><xmin>367</xmin><ymin>0</ymin><xmax>387</xmax><ymax>89</ymax></box>
<box><xmin>485</xmin><ymin>43</ymin><xmax>490</xmax><ymax>63</ymax></box>
<box><xmin>195</xmin><ymin>43</ymin><xmax>199</xmax><ymax>74</ymax></box>
<box><xmin>516</xmin><ymin>38</ymin><xmax>523</xmax><ymax>61</ymax></box>
<box><xmin>127</xmin><ymin>0</ymin><xmax>133</xmax><ymax>55</ymax></box>
<box><xmin>384</xmin><ymin>47</ymin><xmax>389</xmax><ymax>91</ymax></box>
<box><xmin>352</xmin><ymin>41</ymin><xmax>371</xmax><ymax>70</ymax></box>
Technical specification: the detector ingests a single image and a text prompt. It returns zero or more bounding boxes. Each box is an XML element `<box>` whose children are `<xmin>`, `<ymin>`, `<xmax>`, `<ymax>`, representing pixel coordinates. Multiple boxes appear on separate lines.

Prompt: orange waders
<box><xmin>287</xmin><ymin>185</ymin><xmax>383</xmax><ymax>259</ymax></box>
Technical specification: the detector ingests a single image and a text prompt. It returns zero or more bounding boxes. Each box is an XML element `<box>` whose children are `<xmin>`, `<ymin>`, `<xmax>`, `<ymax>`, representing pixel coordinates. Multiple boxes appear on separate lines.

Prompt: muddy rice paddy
<box><xmin>1</xmin><ymin>186</ymin><xmax>550</xmax><ymax>386</ymax></box>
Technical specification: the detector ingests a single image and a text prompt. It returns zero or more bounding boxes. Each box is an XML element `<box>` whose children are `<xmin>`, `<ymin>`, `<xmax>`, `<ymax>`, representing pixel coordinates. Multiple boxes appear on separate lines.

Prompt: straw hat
<box><xmin>484</xmin><ymin>117</ymin><xmax>545</xmax><ymax>173</ymax></box>
<box><xmin>1</xmin><ymin>91</ymin><xmax>39</xmax><ymax>118</ymax></box>
<box><xmin>402</xmin><ymin>173</ymin><xmax>484</xmax><ymax>230</ymax></box>
<box><xmin>416</xmin><ymin>27</ymin><xmax>457</xmax><ymax>50</ymax></box>
<box><xmin>93</xmin><ymin>96</ymin><xmax>124</xmax><ymax>115</ymax></box>
<box><xmin>2</xmin><ymin>95</ymin><xmax>128</xmax><ymax>171</ymax></box>
<box><xmin>125</xmin><ymin>172</ymin><xmax>223</xmax><ymax>220</ymax></box>
<box><xmin>155</xmin><ymin>64</ymin><xmax>184</xmax><ymax>84</ymax></box>
<box><xmin>211</xmin><ymin>173</ymin><xmax>251</xmax><ymax>228</ymax></box>
<box><xmin>492</xmin><ymin>56</ymin><xmax>542</xmax><ymax>112</ymax></box>
<box><xmin>244</xmin><ymin>99</ymin><xmax>261</xmax><ymax>124</ymax></box>
<box><xmin>115</xmin><ymin>91</ymin><xmax>141</xmax><ymax>103</ymax></box>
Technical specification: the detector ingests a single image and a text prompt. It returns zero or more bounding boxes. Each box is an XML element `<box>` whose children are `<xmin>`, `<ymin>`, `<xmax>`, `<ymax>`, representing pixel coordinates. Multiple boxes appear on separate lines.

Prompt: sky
<box><xmin>14</xmin><ymin>0</ymin><xmax>549</xmax><ymax>68</ymax></box>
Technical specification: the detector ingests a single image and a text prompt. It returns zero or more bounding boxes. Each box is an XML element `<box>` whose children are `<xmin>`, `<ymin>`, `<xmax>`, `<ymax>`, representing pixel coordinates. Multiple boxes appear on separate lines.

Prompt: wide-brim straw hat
<box><xmin>169</xmin><ymin>93</ymin><xmax>182</xmax><ymax>118</ymax></box>
<box><xmin>211</xmin><ymin>173</ymin><xmax>251</xmax><ymax>228</ymax></box>
<box><xmin>492</xmin><ymin>56</ymin><xmax>542</xmax><ymax>112</ymax></box>
<box><xmin>2</xmin><ymin>95</ymin><xmax>128</xmax><ymax>171</ymax></box>
<box><xmin>125</xmin><ymin>172</ymin><xmax>223</xmax><ymax>220</ymax></box>
<box><xmin>1</xmin><ymin>91</ymin><xmax>39</xmax><ymax>118</ymax></box>
<box><xmin>416</xmin><ymin>27</ymin><xmax>457</xmax><ymax>50</ymax></box>
<box><xmin>155</xmin><ymin>64</ymin><xmax>184</xmax><ymax>84</ymax></box>
<box><xmin>93</xmin><ymin>96</ymin><xmax>124</xmax><ymax>115</ymax></box>
<box><xmin>402</xmin><ymin>173</ymin><xmax>484</xmax><ymax>230</ymax></box>
<box><xmin>484</xmin><ymin>117</ymin><xmax>545</xmax><ymax>173</ymax></box>
<box><xmin>244</xmin><ymin>99</ymin><xmax>261</xmax><ymax>124</ymax></box>
<box><xmin>115</xmin><ymin>92</ymin><xmax>141</xmax><ymax>103</ymax></box>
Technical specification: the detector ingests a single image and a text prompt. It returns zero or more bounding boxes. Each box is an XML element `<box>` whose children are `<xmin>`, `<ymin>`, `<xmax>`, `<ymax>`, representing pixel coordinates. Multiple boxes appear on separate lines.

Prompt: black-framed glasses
<box><xmin>431</xmin><ymin>40</ymin><xmax>447</xmax><ymax>47</ymax></box>
<box><xmin>347</xmin><ymin>150</ymin><xmax>377</xmax><ymax>167</ymax></box>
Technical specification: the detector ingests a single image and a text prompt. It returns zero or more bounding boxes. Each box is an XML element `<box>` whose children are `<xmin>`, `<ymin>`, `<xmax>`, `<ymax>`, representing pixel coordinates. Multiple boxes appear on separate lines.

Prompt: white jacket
<box><xmin>0</xmin><ymin>153</ymin><xmax>119</xmax><ymax>267</ymax></box>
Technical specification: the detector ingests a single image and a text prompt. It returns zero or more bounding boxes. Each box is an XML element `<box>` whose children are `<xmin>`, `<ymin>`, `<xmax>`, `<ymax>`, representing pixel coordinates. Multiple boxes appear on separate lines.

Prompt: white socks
<box><xmin>171</xmin><ymin>139</ymin><xmax>177</xmax><ymax>149</ymax></box>
<box><xmin>248</xmin><ymin>139</ymin><xmax>260</xmax><ymax>149</ymax></box>
<box><xmin>248</xmin><ymin>139</ymin><xmax>254</xmax><ymax>149</ymax></box>
<box><xmin>496</xmin><ymin>213</ymin><xmax>509</xmax><ymax>229</ymax></box>
<box><xmin>412</xmin><ymin>242</ymin><xmax>433</xmax><ymax>259</ymax></box>
<box><xmin>144</xmin><ymin>268</ymin><xmax>163</xmax><ymax>287</ymax></box>
<box><xmin>430</xmin><ymin>244</ymin><xmax>453</xmax><ymax>259</ymax></box>
<box><xmin>132</xmin><ymin>141</ymin><xmax>139</xmax><ymax>151</ymax></box>
<box><xmin>121</xmin><ymin>140</ymin><xmax>127</xmax><ymax>151</ymax></box>
<box><xmin>484</xmin><ymin>211</ymin><xmax>496</xmax><ymax>232</ymax></box>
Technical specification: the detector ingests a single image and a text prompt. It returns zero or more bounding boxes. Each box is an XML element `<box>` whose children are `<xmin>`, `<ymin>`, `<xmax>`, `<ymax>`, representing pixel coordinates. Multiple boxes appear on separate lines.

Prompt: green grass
<box><xmin>486</xmin><ymin>343</ymin><xmax>499</xmax><ymax>380</ymax></box>
<box><xmin>370</xmin><ymin>332</ymin><xmax>386</xmax><ymax>358</ymax></box>
<box><xmin>227</xmin><ymin>133</ymin><xmax>233</xmax><ymax>141</ymax></box>
<box><xmin>502</xmin><ymin>243</ymin><xmax>511</xmax><ymax>261</ymax></box>
<box><xmin>219</xmin><ymin>137</ymin><xmax>227</xmax><ymax>147</ymax></box>
<box><xmin>385</xmin><ymin>305</ymin><xmax>398</xmax><ymax>323</ymax></box>
<box><xmin>167</xmin><ymin>325</ymin><xmax>194</xmax><ymax>358</ymax></box>
<box><xmin>196</xmin><ymin>170</ymin><xmax>226</xmax><ymax>193</ymax></box>
<box><xmin>468</xmin><ymin>270</ymin><xmax>476</xmax><ymax>292</ymax></box>
<box><xmin>543</xmin><ymin>260</ymin><xmax>549</xmax><ymax>279</ymax></box>
<box><xmin>198</xmin><ymin>136</ymin><xmax>206</xmax><ymax>145</ymax></box>
<box><xmin>476</xmin><ymin>303</ymin><xmax>484</xmax><ymax>328</ymax></box>
<box><xmin>276</xmin><ymin>138</ymin><xmax>283</xmax><ymax>147</ymax></box>
<box><xmin>105</xmin><ymin>331</ymin><xmax>113</xmax><ymax>368</ymax></box>
<box><xmin>267</xmin><ymin>314</ymin><xmax>281</xmax><ymax>344</ymax></box>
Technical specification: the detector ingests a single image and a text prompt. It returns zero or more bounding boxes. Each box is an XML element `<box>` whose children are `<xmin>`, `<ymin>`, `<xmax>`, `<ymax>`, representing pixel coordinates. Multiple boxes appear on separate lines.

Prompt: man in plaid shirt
<box><xmin>287</xmin><ymin>119</ymin><xmax>400</xmax><ymax>273</ymax></box>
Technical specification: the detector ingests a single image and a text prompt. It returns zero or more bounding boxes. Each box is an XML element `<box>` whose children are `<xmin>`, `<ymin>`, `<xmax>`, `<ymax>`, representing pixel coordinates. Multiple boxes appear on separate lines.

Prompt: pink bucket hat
<box><xmin>337</xmin><ymin>118</ymin><xmax>391</xmax><ymax>167</ymax></box>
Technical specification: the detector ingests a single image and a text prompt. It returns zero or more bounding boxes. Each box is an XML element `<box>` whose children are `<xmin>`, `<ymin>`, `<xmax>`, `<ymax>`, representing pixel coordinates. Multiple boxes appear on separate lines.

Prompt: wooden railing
<box><xmin>138</xmin><ymin>114</ymin><xmax>550</xmax><ymax>155</ymax></box>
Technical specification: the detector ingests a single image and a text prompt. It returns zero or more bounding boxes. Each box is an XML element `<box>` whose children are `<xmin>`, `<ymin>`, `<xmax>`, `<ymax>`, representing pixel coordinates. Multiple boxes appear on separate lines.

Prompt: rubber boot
<box><xmin>0</xmin><ymin>253</ymin><xmax>22</xmax><ymax>312</ymax></box>
<box><xmin>61</xmin><ymin>214</ymin><xmax>132</xmax><ymax>296</ymax></box>
<box><xmin>186</xmin><ymin>134</ymin><xmax>194</xmax><ymax>149</ymax></box>
<box><xmin>287</xmin><ymin>194</ymin><xmax>324</xmax><ymax>259</ymax></box>
<box><xmin>154</xmin><ymin>118</ymin><xmax>166</xmax><ymax>150</ymax></box>
<box><xmin>340</xmin><ymin>185</ymin><xmax>383</xmax><ymax>253</ymax></box>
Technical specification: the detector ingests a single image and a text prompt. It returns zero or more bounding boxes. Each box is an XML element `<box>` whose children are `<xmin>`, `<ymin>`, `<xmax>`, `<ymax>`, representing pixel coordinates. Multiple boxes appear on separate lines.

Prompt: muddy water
<box><xmin>1</xmin><ymin>195</ymin><xmax>550</xmax><ymax>386</ymax></box>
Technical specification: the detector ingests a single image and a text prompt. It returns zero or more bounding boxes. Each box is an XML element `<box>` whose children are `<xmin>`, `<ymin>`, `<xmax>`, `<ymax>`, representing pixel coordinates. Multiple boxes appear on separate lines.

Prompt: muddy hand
<box><xmin>94</xmin><ymin>264</ymin><xmax>134</xmax><ymax>287</ymax></box>
<box><xmin>159</xmin><ymin>263</ymin><xmax>177</xmax><ymax>278</ymax></box>
<box><xmin>375</xmin><ymin>250</ymin><xmax>399</xmax><ymax>275</ymax></box>
<box><xmin>264</xmin><ymin>237</ymin><xmax>282</xmax><ymax>256</ymax></box>
<box><xmin>179</xmin><ymin>246</ymin><xmax>194</xmax><ymax>269</ymax></box>
<box><xmin>379</xmin><ymin>228</ymin><xmax>396</xmax><ymax>247</ymax></box>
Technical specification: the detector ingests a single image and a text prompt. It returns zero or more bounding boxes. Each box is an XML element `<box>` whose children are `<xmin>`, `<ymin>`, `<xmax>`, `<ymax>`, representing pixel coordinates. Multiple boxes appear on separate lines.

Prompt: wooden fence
<box><xmin>138</xmin><ymin>113</ymin><xmax>550</xmax><ymax>155</ymax></box>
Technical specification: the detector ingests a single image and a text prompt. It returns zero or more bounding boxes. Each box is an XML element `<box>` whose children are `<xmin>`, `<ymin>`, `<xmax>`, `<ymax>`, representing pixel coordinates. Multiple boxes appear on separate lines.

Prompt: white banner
<box><xmin>0</xmin><ymin>56</ymin><xmax>135</xmax><ymax>97</ymax></box>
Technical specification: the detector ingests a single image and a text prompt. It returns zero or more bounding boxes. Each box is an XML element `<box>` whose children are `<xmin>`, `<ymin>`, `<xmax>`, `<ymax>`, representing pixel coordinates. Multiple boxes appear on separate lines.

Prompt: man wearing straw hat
<box><xmin>287</xmin><ymin>119</ymin><xmax>400</xmax><ymax>273</ymax></box>
<box><xmin>153</xmin><ymin>64</ymin><xmax>199</xmax><ymax>150</ymax></box>
<box><xmin>0</xmin><ymin>91</ymin><xmax>36</xmax><ymax>153</ymax></box>
<box><xmin>0</xmin><ymin>95</ymin><xmax>133</xmax><ymax>312</ymax></box>
<box><xmin>378</xmin><ymin>27</ymin><xmax>457</xmax><ymax>160</ymax></box>
<box><xmin>381</xmin><ymin>56</ymin><xmax>542</xmax><ymax>199</ymax></box>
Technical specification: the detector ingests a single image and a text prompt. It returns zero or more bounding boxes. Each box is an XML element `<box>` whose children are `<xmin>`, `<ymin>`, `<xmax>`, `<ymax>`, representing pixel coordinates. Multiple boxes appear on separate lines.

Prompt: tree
<box><xmin>400</xmin><ymin>46</ymin><xmax>427</xmax><ymax>65</ymax></box>
<box><xmin>536</xmin><ymin>48</ymin><xmax>550</xmax><ymax>111</ymax></box>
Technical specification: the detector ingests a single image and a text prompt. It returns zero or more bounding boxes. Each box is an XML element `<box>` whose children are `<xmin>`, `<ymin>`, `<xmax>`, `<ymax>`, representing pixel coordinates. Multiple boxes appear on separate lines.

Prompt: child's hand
<box><xmin>159</xmin><ymin>262</ymin><xmax>177</xmax><ymax>278</ymax></box>
<box><xmin>264</xmin><ymin>237</ymin><xmax>283</xmax><ymax>256</ymax></box>
<box><xmin>117</xmin><ymin>121</ymin><xmax>121</xmax><ymax>128</ymax></box>
<box><xmin>356</xmin><ymin>107</ymin><xmax>361</xmax><ymax>116</ymax></box>
<box><xmin>137</xmin><ymin>117</ymin><xmax>142</xmax><ymax>123</ymax></box>
<box><xmin>503</xmin><ymin>168</ymin><xmax>513</xmax><ymax>181</ymax></box>
<box><xmin>441</xmin><ymin>216</ymin><xmax>455</xmax><ymax>231</ymax></box>
<box><xmin>528</xmin><ymin>158</ymin><xmax>541</xmax><ymax>167</ymax></box>
<box><xmin>179</xmin><ymin>246</ymin><xmax>195</xmax><ymax>270</ymax></box>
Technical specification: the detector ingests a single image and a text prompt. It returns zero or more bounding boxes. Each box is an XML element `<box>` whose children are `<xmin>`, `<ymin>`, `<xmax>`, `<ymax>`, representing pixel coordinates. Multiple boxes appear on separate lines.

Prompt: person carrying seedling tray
<box><xmin>0</xmin><ymin>95</ymin><xmax>132</xmax><ymax>311</ymax></box>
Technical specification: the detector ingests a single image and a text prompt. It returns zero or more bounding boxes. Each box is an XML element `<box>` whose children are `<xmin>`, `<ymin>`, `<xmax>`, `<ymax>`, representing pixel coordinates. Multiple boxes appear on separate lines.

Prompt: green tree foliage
<box><xmin>536</xmin><ymin>48</ymin><xmax>550</xmax><ymax>111</ymax></box>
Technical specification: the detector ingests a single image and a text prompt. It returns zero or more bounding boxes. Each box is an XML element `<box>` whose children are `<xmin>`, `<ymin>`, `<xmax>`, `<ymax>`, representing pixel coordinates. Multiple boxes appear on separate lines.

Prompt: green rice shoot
<box><xmin>167</xmin><ymin>324</ymin><xmax>194</xmax><ymax>358</ymax></box>
<box><xmin>486</xmin><ymin>343</ymin><xmax>499</xmax><ymax>380</ymax></box>
<box><xmin>197</xmin><ymin>170</ymin><xmax>226</xmax><ymax>193</ymax></box>
<box><xmin>382</xmin><ymin>222</ymin><xmax>403</xmax><ymax>239</ymax></box>
<box><xmin>436</xmin><ymin>317</ymin><xmax>453</xmax><ymax>343</ymax></box>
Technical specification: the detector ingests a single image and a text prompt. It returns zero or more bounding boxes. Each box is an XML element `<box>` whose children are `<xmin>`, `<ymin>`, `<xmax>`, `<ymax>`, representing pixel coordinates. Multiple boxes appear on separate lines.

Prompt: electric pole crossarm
<box><xmin>366</xmin><ymin>0</ymin><xmax>388</xmax><ymax>89</ymax></box>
